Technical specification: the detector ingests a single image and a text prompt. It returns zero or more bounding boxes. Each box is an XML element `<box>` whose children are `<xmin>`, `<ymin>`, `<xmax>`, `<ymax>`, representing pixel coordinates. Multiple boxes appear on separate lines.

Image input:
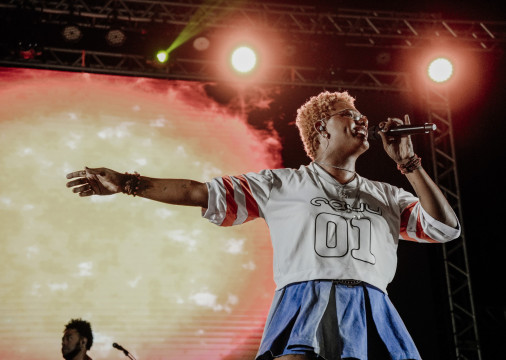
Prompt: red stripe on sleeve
<box><xmin>236</xmin><ymin>175</ymin><xmax>260</xmax><ymax>222</ymax></box>
<box><xmin>221</xmin><ymin>176</ymin><xmax>238</xmax><ymax>227</ymax></box>
<box><xmin>415</xmin><ymin>211</ymin><xmax>439</xmax><ymax>243</ymax></box>
<box><xmin>400</xmin><ymin>201</ymin><xmax>419</xmax><ymax>242</ymax></box>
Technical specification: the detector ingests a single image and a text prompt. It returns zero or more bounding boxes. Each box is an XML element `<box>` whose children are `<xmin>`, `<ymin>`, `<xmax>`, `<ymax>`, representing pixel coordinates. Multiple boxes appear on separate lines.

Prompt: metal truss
<box><xmin>1</xmin><ymin>0</ymin><xmax>506</xmax><ymax>52</ymax></box>
<box><xmin>0</xmin><ymin>47</ymin><xmax>413</xmax><ymax>92</ymax></box>
<box><xmin>425</xmin><ymin>86</ymin><xmax>482</xmax><ymax>360</ymax></box>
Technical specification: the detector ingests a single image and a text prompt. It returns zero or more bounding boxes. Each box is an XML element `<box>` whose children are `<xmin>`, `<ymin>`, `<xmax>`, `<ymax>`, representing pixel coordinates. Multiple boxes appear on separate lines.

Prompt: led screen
<box><xmin>0</xmin><ymin>67</ymin><xmax>280</xmax><ymax>360</ymax></box>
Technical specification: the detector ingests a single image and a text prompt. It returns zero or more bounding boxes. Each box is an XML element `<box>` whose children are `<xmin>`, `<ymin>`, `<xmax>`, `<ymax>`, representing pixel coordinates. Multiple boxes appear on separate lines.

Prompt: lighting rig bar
<box><xmin>1</xmin><ymin>0</ymin><xmax>505</xmax><ymax>51</ymax></box>
<box><xmin>2</xmin><ymin>0</ymin><xmax>503</xmax><ymax>90</ymax></box>
<box><xmin>0</xmin><ymin>47</ymin><xmax>412</xmax><ymax>92</ymax></box>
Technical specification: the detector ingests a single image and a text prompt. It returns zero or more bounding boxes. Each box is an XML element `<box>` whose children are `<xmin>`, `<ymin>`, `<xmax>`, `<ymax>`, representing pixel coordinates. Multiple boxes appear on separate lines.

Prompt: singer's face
<box><xmin>61</xmin><ymin>329</ymin><xmax>83</xmax><ymax>358</ymax></box>
<box><xmin>321</xmin><ymin>101</ymin><xmax>369</xmax><ymax>157</ymax></box>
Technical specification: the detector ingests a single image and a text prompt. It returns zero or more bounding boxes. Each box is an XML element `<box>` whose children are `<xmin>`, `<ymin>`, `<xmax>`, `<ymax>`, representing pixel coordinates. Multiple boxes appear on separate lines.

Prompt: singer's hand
<box><xmin>66</xmin><ymin>167</ymin><xmax>124</xmax><ymax>196</ymax></box>
<box><xmin>378</xmin><ymin>115</ymin><xmax>415</xmax><ymax>164</ymax></box>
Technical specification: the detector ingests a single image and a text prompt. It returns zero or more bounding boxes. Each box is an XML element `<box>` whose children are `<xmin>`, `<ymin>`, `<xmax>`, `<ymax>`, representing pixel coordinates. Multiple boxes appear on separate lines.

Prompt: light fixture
<box><xmin>105</xmin><ymin>28</ymin><xmax>126</xmax><ymax>47</ymax></box>
<box><xmin>427</xmin><ymin>57</ymin><xmax>454</xmax><ymax>83</ymax></box>
<box><xmin>61</xmin><ymin>24</ymin><xmax>82</xmax><ymax>43</ymax></box>
<box><xmin>193</xmin><ymin>36</ymin><xmax>210</xmax><ymax>51</ymax></box>
<box><xmin>156</xmin><ymin>50</ymin><xmax>169</xmax><ymax>64</ymax></box>
<box><xmin>230</xmin><ymin>46</ymin><xmax>257</xmax><ymax>74</ymax></box>
<box><xmin>18</xmin><ymin>41</ymin><xmax>42</xmax><ymax>60</ymax></box>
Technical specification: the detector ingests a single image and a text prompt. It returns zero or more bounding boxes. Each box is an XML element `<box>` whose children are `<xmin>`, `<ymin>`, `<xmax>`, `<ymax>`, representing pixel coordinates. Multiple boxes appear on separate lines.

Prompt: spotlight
<box><xmin>230</xmin><ymin>46</ymin><xmax>257</xmax><ymax>74</ymax></box>
<box><xmin>156</xmin><ymin>50</ymin><xmax>169</xmax><ymax>64</ymax></box>
<box><xmin>105</xmin><ymin>28</ymin><xmax>126</xmax><ymax>47</ymax></box>
<box><xmin>61</xmin><ymin>25</ymin><xmax>82</xmax><ymax>43</ymax></box>
<box><xmin>427</xmin><ymin>57</ymin><xmax>454</xmax><ymax>83</ymax></box>
<box><xmin>193</xmin><ymin>36</ymin><xmax>210</xmax><ymax>51</ymax></box>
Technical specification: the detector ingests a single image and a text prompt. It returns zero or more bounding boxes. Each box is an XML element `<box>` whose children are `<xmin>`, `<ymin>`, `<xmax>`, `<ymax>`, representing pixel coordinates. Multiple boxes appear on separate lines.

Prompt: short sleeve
<box><xmin>202</xmin><ymin>170</ymin><xmax>274</xmax><ymax>227</ymax></box>
<box><xmin>398</xmin><ymin>187</ymin><xmax>461</xmax><ymax>243</ymax></box>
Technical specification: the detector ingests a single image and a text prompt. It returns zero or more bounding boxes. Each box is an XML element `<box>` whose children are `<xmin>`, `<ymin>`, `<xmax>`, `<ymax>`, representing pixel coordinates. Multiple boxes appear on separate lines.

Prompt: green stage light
<box><xmin>156</xmin><ymin>50</ymin><xmax>169</xmax><ymax>64</ymax></box>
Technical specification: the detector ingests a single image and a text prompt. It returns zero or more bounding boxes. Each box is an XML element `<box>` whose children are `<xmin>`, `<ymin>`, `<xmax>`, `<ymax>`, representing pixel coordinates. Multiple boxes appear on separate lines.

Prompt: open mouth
<box><xmin>353</xmin><ymin>127</ymin><xmax>368</xmax><ymax>138</ymax></box>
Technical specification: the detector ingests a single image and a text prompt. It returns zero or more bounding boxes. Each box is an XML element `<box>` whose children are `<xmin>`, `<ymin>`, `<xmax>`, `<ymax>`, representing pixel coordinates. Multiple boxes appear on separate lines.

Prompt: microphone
<box><xmin>113</xmin><ymin>342</ymin><xmax>130</xmax><ymax>356</ymax></box>
<box><xmin>368</xmin><ymin>123</ymin><xmax>436</xmax><ymax>141</ymax></box>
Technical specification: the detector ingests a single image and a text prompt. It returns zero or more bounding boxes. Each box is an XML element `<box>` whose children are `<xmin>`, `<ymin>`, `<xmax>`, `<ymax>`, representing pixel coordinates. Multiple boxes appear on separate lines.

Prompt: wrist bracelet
<box><xmin>122</xmin><ymin>172</ymin><xmax>141</xmax><ymax>196</ymax></box>
<box><xmin>397</xmin><ymin>155</ymin><xmax>421</xmax><ymax>174</ymax></box>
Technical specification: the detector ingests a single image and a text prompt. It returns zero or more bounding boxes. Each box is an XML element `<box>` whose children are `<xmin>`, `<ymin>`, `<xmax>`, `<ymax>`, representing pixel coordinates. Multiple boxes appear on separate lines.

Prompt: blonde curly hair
<box><xmin>295</xmin><ymin>91</ymin><xmax>355</xmax><ymax>160</ymax></box>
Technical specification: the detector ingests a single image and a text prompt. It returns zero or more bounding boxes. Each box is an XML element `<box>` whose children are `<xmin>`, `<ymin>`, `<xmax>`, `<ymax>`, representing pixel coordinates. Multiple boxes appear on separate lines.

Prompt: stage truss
<box><xmin>2</xmin><ymin>1</ymin><xmax>505</xmax><ymax>359</ymax></box>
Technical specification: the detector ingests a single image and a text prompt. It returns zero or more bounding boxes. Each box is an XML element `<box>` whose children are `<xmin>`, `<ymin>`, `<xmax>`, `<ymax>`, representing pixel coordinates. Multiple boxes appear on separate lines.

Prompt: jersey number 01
<box><xmin>314</xmin><ymin>212</ymin><xmax>376</xmax><ymax>264</ymax></box>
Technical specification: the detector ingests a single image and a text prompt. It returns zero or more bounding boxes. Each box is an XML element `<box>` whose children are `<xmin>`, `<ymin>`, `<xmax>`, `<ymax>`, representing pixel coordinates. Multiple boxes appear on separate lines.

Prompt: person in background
<box><xmin>61</xmin><ymin>318</ymin><xmax>93</xmax><ymax>360</ymax></box>
<box><xmin>66</xmin><ymin>90</ymin><xmax>460</xmax><ymax>359</ymax></box>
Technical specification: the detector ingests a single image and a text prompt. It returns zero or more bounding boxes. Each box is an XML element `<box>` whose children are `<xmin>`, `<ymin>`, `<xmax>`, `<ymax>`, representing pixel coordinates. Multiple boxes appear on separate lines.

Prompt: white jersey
<box><xmin>203</xmin><ymin>163</ymin><xmax>460</xmax><ymax>293</ymax></box>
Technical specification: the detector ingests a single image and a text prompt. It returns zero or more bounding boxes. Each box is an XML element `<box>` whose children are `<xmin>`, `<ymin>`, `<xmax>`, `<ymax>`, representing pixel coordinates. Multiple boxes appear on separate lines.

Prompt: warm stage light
<box><xmin>427</xmin><ymin>57</ymin><xmax>454</xmax><ymax>83</ymax></box>
<box><xmin>230</xmin><ymin>46</ymin><xmax>257</xmax><ymax>74</ymax></box>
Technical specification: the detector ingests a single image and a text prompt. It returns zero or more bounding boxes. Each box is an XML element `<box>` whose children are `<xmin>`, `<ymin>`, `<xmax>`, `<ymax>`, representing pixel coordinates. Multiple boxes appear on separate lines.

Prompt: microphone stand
<box><xmin>113</xmin><ymin>344</ymin><xmax>137</xmax><ymax>360</ymax></box>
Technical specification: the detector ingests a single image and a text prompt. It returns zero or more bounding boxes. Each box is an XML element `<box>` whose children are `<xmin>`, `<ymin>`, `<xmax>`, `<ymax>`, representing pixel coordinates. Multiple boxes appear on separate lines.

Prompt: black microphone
<box><xmin>113</xmin><ymin>342</ymin><xmax>130</xmax><ymax>356</ymax></box>
<box><xmin>368</xmin><ymin>123</ymin><xmax>436</xmax><ymax>141</ymax></box>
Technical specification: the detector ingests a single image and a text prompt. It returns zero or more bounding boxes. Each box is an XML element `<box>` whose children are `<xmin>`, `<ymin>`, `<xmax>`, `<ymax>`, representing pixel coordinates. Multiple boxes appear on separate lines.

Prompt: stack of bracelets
<box><xmin>122</xmin><ymin>172</ymin><xmax>141</xmax><ymax>196</ymax></box>
<box><xmin>397</xmin><ymin>154</ymin><xmax>422</xmax><ymax>174</ymax></box>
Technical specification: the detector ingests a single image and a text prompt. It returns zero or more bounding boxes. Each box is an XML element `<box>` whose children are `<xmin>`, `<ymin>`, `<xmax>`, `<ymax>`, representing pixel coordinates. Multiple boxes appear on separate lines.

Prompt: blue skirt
<box><xmin>256</xmin><ymin>280</ymin><xmax>421</xmax><ymax>360</ymax></box>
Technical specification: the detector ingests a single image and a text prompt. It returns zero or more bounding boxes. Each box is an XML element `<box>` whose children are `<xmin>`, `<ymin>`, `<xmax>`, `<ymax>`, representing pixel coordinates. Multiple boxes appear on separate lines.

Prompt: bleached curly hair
<box><xmin>295</xmin><ymin>91</ymin><xmax>355</xmax><ymax>160</ymax></box>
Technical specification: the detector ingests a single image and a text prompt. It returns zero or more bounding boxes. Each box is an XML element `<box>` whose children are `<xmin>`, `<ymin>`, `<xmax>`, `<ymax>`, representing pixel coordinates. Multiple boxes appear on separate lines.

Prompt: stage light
<box><xmin>61</xmin><ymin>25</ymin><xmax>82</xmax><ymax>43</ymax></box>
<box><xmin>156</xmin><ymin>50</ymin><xmax>169</xmax><ymax>63</ymax></box>
<box><xmin>230</xmin><ymin>46</ymin><xmax>257</xmax><ymax>74</ymax></box>
<box><xmin>193</xmin><ymin>36</ymin><xmax>210</xmax><ymax>51</ymax></box>
<box><xmin>105</xmin><ymin>28</ymin><xmax>126</xmax><ymax>47</ymax></box>
<box><xmin>18</xmin><ymin>41</ymin><xmax>42</xmax><ymax>60</ymax></box>
<box><xmin>427</xmin><ymin>57</ymin><xmax>454</xmax><ymax>83</ymax></box>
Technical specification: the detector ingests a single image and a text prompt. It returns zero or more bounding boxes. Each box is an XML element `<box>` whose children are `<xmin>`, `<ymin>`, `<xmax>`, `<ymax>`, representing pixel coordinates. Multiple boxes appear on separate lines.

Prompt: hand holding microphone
<box><xmin>373</xmin><ymin>115</ymin><xmax>427</xmax><ymax>165</ymax></box>
<box><xmin>368</xmin><ymin>119</ymin><xmax>436</xmax><ymax>141</ymax></box>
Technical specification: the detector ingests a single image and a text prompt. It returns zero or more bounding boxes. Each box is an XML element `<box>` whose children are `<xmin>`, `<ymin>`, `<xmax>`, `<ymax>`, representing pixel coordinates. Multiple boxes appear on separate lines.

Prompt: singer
<box><xmin>66</xmin><ymin>90</ymin><xmax>460</xmax><ymax>360</ymax></box>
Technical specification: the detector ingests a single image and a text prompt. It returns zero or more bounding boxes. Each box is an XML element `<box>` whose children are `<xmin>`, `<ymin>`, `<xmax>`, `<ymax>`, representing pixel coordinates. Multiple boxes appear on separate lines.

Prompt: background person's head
<box><xmin>62</xmin><ymin>318</ymin><xmax>93</xmax><ymax>359</ymax></box>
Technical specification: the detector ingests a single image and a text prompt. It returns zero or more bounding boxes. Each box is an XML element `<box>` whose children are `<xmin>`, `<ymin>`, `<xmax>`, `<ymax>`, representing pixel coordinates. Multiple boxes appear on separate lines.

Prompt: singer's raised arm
<box><xmin>66</xmin><ymin>167</ymin><xmax>209</xmax><ymax>208</ymax></box>
<box><xmin>378</xmin><ymin>116</ymin><xmax>458</xmax><ymax>228</ymax></box>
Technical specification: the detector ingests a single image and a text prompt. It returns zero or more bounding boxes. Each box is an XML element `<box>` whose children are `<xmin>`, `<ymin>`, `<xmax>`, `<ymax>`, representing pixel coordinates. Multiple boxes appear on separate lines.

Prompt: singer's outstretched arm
<box><xmin>66</xmin><ymin>167</ymin><xmax>209</xmax><ymax>208</ymax></box>
<box><xmin>379</xmin><ymin>116</ymin><xmax>458</xmax><ymax>228</ymax></box>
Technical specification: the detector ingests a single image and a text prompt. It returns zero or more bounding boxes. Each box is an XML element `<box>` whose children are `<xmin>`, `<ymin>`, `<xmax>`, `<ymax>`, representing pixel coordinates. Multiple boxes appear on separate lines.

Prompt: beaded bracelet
<box><xmin>122</xmin><ymin>172</ymin><xmax>141</xmax><ymax>196</ymax></box>
<box><xmin>397</xmin><ymin>154</ymin><xmax>422</xmax><ymax>174</ymax></box>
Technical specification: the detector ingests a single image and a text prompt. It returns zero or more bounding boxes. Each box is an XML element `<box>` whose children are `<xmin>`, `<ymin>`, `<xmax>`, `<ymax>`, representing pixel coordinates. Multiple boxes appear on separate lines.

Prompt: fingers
<box><xmin>379</xmin><ymin>115</ymin><xmax>410</xmax><ymax>130</ymax></box>
<box><xmin>380</xmin><ymin>117</ymin><xmax>403</xmax><ymax>132</ymax></box>
<box><xmin>79</xmin><ymin>189</ymin><xmax>94</xmax><ymax>197</ymax></box>
<box><xmin>66</xmin><ymin>170</ymin><xmax>86</xmax><ymax>179</ymax></box>
<box><xmin>71</xmin><ymin>183</ymin><xmax>91</xmax><ymax>193</ymax></box>
<box><xmin>404</xmin><ymin>114</ymin><xmax>411</xmax><ymax>125</ymax></box>
<box><xmin>66</xmin><ymin>168</ymin><xmax>94</xmax><ymax>196</ymax></box>
<box><xmin>378</xmin><ymin>118</ymin><xmax>399</xmax><ymax>143</ymax></box>
<box><xmin>66</xmin><ymin>178</ymin><xmax>88</xmax><ymax>188</ymax></box>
